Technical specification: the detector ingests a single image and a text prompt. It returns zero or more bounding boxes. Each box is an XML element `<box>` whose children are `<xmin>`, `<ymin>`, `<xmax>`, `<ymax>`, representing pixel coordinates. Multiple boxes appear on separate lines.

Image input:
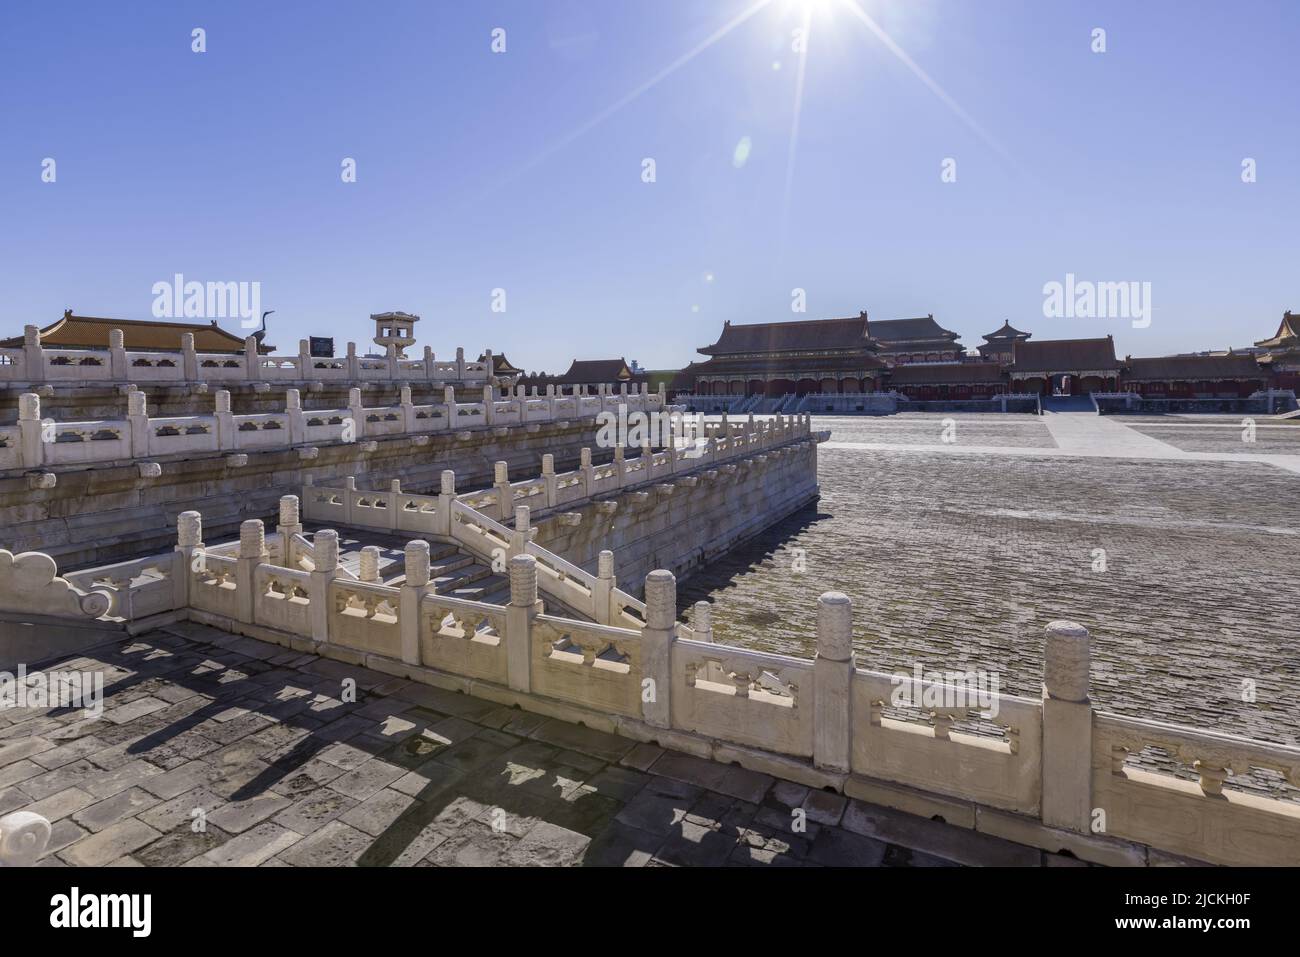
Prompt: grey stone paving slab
<box><xmin>274</xmin><ymin>788</ymin><xmax>359</xmax><ymax>835</ymax></box>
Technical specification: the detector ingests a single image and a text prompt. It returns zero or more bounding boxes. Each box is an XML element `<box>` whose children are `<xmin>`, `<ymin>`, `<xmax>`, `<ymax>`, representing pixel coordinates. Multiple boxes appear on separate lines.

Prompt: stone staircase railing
<box><xmin>0</xmin><ymin>326</ymin><xmax>495</xmax><ymax>388</ymax></box>
<box><xmin>300</xmin><ymin>415</ymin><xmax>821</xmax><ymax>626</ymax></box>
<box><xmin>1</xmin><ymin>383</ymin><xmax>669</xmax><ymax>473</ymax></box>
<box><xmin>20</xmin><ymin>506</ymin><xmax>1300</xmax><ymax>866</ymax></box>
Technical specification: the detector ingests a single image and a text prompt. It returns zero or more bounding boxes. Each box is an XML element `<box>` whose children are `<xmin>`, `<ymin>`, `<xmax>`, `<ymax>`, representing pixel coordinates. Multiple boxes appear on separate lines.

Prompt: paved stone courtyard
<box><xmin>0</xmin><ymin>623</ymin><xmax>1059</xmax><ymax>867</ymax></box>
<box><xmin>679</xmin><ymin>413</ymin><xmax>1300</xmax><ymax>789</ymax></box>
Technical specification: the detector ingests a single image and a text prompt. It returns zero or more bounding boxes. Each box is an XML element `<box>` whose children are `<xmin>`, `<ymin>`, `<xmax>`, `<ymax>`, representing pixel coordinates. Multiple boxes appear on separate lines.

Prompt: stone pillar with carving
<box><xmin>0</xmin><ymin>811</ymin><xmax>52</xmax><ymax>867</ymax></box>
<box><xmin>235</xmin><ymin>519</ymin><xmax>267</xmax><ymax>623</ymax></box>
<box><xmin>580</xmin><ymin>447</ymin><xmax>594</xmax><ymax>497</ymax></box>
<box><xmin>277</xmin><ymin>495</ymin><xmax>302</xmax><ymax>569</ymax></box>
<box><xmin>347</xmin><ymin>387</ymin><xmax>364</xmax><ymax>442</ymax></box>
<box><xmin>482</xmin><ymin>384</ymin><xmax>496</xmax><ymax>426</ymax></box>
<box><xmin>813</xmin><ymin>592</ymin><xmax>854</xmax><ymax>773</ymax></box>
<box><xmin>505</xmin><ymin>554</ymin><xmax>541</xmax><ymax>693</ymax></box>
<box><xmin>22</xmin><ymin>325</ymin><xmax>44</xmax><ymax>383</ymax></box>
<box><xmin>1041</xmin><ymin>620</ymin><xmax>1093</xmax><ymax>833</ymax></box>
<box><xmin>493</xmin><ymin>460</ymin><xmax>512</xmax><ymax>521</ymax></box>
<box><xmin>309</xmin><ymin>529</ymin><xmax>339</xmax><ymax>643</ymax></box>
<box><xmin>173</xmin><ymin>509</ymin><xmax>203</xmax><ymax>610</ymax></box>
<box><xmin>592</xmin><ymin>550</ymin><xmax>615</xmax><ymax>626</ymax></box>
<box><xmin>109</xmin><ymin>328</ymin><xmax>128</xmax><ymax>379</ymax></box>
<box><xmin>346</xmin><ymin>341</ymin><xmax>359</xmax><ymax>380</ymax></box>
<box><xmin>358</xmin><ymin>545</ymin><xmax>380</xmax><ymax>582</ymax></box>
<box><xmin>640</xmin><ymin>570</ymin><xmax>676</xmax><ymax>729</ymax></box>
<box><xmin>244</xmin><ymin>335</ymin><xmax>261</xmax><ymax>380</ymax></box>
<box><xmin>214</xmin><ymin>390</ymin><xmax>234</xmax><ymax>449</ymax></box>
<box><xmin>455</xmin><ymin>346</ymin><xmax>466</xmax><ymax>381</ymax></box>
<box><xmin>399</xmin><ymin>384</ymin><xmax>415</xmax><ymax>432</ymax></box>
<box><xmin>399</xmin><ymin>539</ymin><xmax>430</xmax><ymax>665</ymax></box>
<box><xmin>127</xmin><ymin>388</ymin><xmax>149</xmax><ymax>457</ymax></box>
<box><xmin>18</xmin><ymin>393</ymin><xmax>44</xmax><ymax>469</ymax></box>
<box><xmin>387</xmin><ymin>479</ymin><xmax>401</xmax><ymax>531</ymax></box>
<box><xmin>541</xmin><ymin>453</ymin><xmax>557</xmax><ymax>507</ymax></box>
<box><xmin>436</xmin><ymin>469</ymin><xmax>455</xmax><ymax>537</ymax></box>
<box><xmin>296</xmin><ymin>338</ymin><xmax>312</xmax><ymax>380</ymax></box>
<box><xmin>285</xmin><ymin>388</ymin><xmax>305</xmax><ymax>445</ymax></box>
<box><xmin>181</xmin><ymin>332</ymin><xmax>199</xmax><ymax>381</ymax></box>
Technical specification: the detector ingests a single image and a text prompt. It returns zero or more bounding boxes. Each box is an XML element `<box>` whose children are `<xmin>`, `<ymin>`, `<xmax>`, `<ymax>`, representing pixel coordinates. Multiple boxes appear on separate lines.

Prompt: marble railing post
<box><xmin>692</xmin><ymin>601</ymin><xmax>712</xmax><ymax>642</ymax></box>
<box><xmin>456</xmin><ymin>346</ymin><xmax>466</xmax><ymax>381</ymax></box>
<box><xmin>182</xmin><ymin>333</ymin><xmax>199</xmax><ymax>381</ymax></box>
<box><xmin>22</xmin><ymin>325</ymin><xmax>44</xmax><ymax>383</ymax></box>
<box><xmin>244</xmin><ymin>336</ymin><xmax>261</xmax><ymax>380</ymax></box>
<box><xmin>277</xmin><ymin>495</ymin><xmax>302</xmax><ymax>568</ymax></box>
<box><xmin>342</xmin><ymin>476</ymin><xmax>357</xmax><ymax>526</ymax></box>
<box><xmin>506</xmin><ymin>554</ymin><xmax>541</xmax><ymax>693</ymax></box>
<box><xmin>127</xmin><ymin>389</ymin><xmax>149</xmax><ymax>457</ymax></box>
<box><xmin>109</xmin><ymin>329</ymin><xmax>127</xmax><ymax>379</ymax></box>
<box><xmin>483</xmin><ymin>385</ymin><xmax>496</xmax><ymax>426</ymax></box>
<box><xmin>347</xmin><ymin>388</ymin><xmax>365</xmax><ymax>441</ymax></box>
<box><xmin>436</xmin><ymin>470</ymin><xmax>455</xmax><ymax>536</ymax></box>
<box><xmin>813</xmin><ymin>591</ymin><xmax>854</xmax><ymax>773</ymax></box>
<box><xmin>442</xmin><ymin>385</ymin><xmax>456</xmax><ymax>426</ymax></box>
<box><xmin>400</xmin><ymin>384</ymin><xmax>415</xmax><ymax>431</ymax></box>
<box><xmin>386</xmin><ymin>479</ymin><xmax>401</xmax><ymax>530</ymax></box>
<box><xmin>511</xmin><ymin>505</ymin><xmax>531</xmax><ymax>556</ymax></box>
<box><xmin>658</xmin><ymin>382</ymin><xmax>666</xmax><ymax>406</ymax></box>
<box><xmin>358</xmin><ymin>546</ymin><xmax>380</xmax><ymax>582</ymax></box>
<box><xmin>493</xmin><ymin>461</ymin><xmax>512</xmax><ymax>521</ymax></box>
<box><xmin>309</xmin><ymin>529</ymin><xmax>339</xmax><ymax>642</ymax></box>
<box><xmin>399</xmin><ymin>540</ymin><xmax>430</xmax><ymax>665</ymax></box>
<box><xmin>298</xmin><ymin>338</ymin><xmax>312</xmax><ymax>378</ymax></box>
<box><xmin>214</xmin><ymin>390</ymin><xmax>234</xmax><ymax>448</ymax></box>
<box><xmin>613</xmin><ymin>445</ymin><xmax>625</xmax><ymax>488</ymax></box>
<box><xmin>386</xmin><ymin>343</ymin><xmax>399</xmax><ymax>379</ymax></box>
<box><xmin>1041</xmin><ymin>620</ymin><xmax>1093</xmax><ymax>833</ymax></box>
<box><xmin>593</xmin><ymin>550</ymin><xmax>615</xmax><ymax>625</ymax></box>
<box><xmin>346</xmin><ymin>341</ymin><xmax>359</xmax><ymax>379</ymax></box>
<box><xmin>18</xmin><ymin>393</ymin><xmax>43</xmax><ymax>468</ymax></box>
<box><xmin>641</xmin><ymin>570</ymin><xmax>676</xmax><ymax>729</ymax></box>
<box><xmin>542</xmin><ymin>454</ymin><xmax>556</xmax><ymax>506</ymax></box>
<box><xmin>235</xmin><ymin>519</ymin><xmax>267</xmax><ymax>623</ymax></box>
<box><xmin>173</xmin><ymin>510</ymin><xmax>203</xmax><ymax>610</ymax></box>
<box><xmin>580</xmin><ymin>447</ymin><xmax>594</xmax><ymax>496</ymax></box>
<box><xmin>285</xmin><ymin>389</ymin><xmax>305</xmax><ymax>444</ymax></box>
<box><xmin>423</xmin><ymin>346</ymin><xmax>435</xmax><ymax>381</ymax></box>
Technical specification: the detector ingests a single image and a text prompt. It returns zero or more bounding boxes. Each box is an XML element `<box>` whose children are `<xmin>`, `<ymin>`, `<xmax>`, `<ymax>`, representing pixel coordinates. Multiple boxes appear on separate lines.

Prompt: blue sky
<box><xmin>3</xmin><ymin>0</ymin><xmax>1298</xmax><ymax>372</ymax></box>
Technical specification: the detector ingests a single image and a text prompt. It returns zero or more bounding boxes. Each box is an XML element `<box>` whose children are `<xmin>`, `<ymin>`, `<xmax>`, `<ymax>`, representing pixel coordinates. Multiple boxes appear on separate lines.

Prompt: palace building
<box><xmin>1121</xmin><ymin>353</ymin><xmax>1268</xmax><ymax>398</ymax></box>
<box><xmin>1</xmin><ymin>310</ymin><xmax>275</xmax><ymax>353</ymax></box>
<box><xmin>869</xmin><ymin>314</ymin><xmax>965</xmax><ymax>364</ymax></box>
<box><xmin>1255</xmin><ymin>310</ymin><xmax>1300</xmax><ymax>392</ymax></box>
<box><xmin>669</xmin><ymin>312</ymin><xmax>1291</xmax><ymax>404</ymax></box>
<box><xmin>688</xmin><ymin>315</ymin><xmax>887</xmax><ymax>397</ymax></box>
<box><xmin>1006</xmin><ymin>336</ymin><xmax>1123</xmax><ymax>395</ymax></box>
<box><xmin>977</xmin><ymin>321</ymin><xmax>1032</xmax><ymax>363</ymax></box>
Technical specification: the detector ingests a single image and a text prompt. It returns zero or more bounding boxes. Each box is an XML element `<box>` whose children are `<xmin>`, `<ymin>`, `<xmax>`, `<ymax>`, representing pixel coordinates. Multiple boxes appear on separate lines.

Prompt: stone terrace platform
<box><xmin>0</xmin><ymin>624</ymin><xmax>1066</xmax><ymax>867</ymax></box>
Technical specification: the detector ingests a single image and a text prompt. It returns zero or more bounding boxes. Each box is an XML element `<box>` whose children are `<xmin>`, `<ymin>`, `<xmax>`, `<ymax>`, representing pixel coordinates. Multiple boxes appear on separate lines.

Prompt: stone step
<box><xmin>431</xmin><ymin>561</ymin><xmax>494</xmax><ymax>594</ymax></box>
<box><xmin>444</xmin><ymin>573</ymin><xmax>509</xmax><ymax>602</ymax></box>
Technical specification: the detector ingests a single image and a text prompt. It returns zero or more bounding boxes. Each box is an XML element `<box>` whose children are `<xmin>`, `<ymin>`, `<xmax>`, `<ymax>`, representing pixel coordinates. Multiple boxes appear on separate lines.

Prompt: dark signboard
<box><xmin>309</xmin><ymin>337</ymin><xmax>334</xmax><ymax>358</ymax></box>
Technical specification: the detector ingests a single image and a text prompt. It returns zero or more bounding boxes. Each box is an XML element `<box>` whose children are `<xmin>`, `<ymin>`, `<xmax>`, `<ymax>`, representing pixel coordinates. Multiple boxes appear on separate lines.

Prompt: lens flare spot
<box><xmin>732</xmin><ymin>136</ymin><xmax>753</xmax><ymax>169</ymax></box>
